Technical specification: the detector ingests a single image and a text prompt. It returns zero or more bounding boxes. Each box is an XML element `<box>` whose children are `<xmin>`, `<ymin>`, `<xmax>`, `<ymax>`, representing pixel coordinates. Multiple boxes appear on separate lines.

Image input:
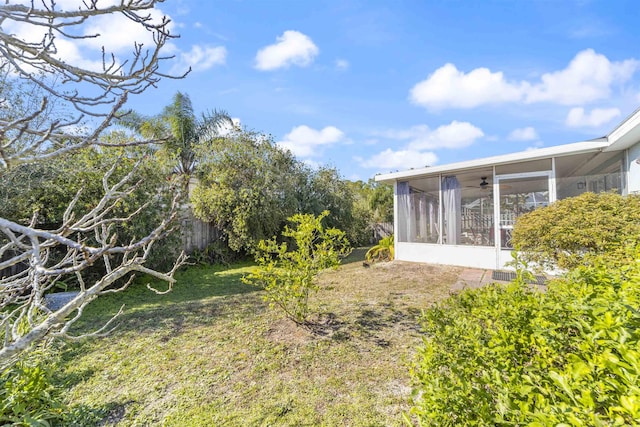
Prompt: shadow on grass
<box><xmin>65</xmin><ymin>400</ymin><xmax>131</xmax><ymax>426</ymax></box>
<box><xmin>340</xmin><ymin>246</ymin><xmax>371</xmax><ymax>265</ymax></box>
<box><xmin>306</xmin><ymin>300</ymin><xmax>422</xmax><ymax>347</ymax></box>
<box><xmin>71</xmin><ymin>261</ymin><xmax>262</xmax><ymax>335</ymax></box>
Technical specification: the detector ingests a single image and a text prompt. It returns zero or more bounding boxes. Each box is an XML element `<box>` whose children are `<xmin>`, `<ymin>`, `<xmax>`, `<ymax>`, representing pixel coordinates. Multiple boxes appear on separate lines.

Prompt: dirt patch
<box><xmin>262</xmin><ymin>260</ymin><xmax>462</xmax><ymax>348</ymax></box>
<box><xmin>265</xmin><ymin>317</ymin><xmax>314</xmax><ymax>345</ymax></box>
<box><xmin>318</xmin><ymin>260</ymin><xmax>461</xmax><ymax>303</ymax></box>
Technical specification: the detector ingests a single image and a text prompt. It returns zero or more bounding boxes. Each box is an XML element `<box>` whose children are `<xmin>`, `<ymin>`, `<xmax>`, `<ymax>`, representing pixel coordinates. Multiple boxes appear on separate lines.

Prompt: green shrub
<box><xmin>0</xmin><ymin>349</ymin><xmax>106</xmax><ymax>426</ymax></box>
<box><xmin>243</xmin><ymin>211</ymin><xmax>351</xmax><ymax>324</ymax></box>
<box><xmin>409</xmin><ymin>246</ymin><xmax>640</xmax><ymax>426</ymax></box>
<box><xmin>365</xmin><ymin>234</ymin><xmax>394</xmax><ymax>263</ymax></box>
<box><xmin>511</xmin><ymin>192</ymin><xmax>640</xmax><ymax>270</ymax></box>
<box><xmin>0</xmin><ymin>350</ymin><xmax>65</xmax><ymax>426</ymax></box>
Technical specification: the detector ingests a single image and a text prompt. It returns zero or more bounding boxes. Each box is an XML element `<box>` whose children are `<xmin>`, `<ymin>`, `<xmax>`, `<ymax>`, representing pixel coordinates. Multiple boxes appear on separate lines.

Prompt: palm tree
<box><xmin>120</xmin><ymin>91</ymin><xmax>233</xmax><ymax>177</ymax></box>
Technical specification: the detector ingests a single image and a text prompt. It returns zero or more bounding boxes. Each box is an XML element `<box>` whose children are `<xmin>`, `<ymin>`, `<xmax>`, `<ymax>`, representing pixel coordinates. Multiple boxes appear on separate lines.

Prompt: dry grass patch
<box><xmin>56</xmin><ymin>252</ymin><xmax>461</xmax><ymax>426</ymax></box>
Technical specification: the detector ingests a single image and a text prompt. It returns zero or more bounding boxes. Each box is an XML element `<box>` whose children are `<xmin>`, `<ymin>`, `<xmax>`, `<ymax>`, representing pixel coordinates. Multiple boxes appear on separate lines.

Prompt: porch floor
<box><xmin>452</xmin><ymin>268</ymin><xmax>548</xmax><ymax>293</ymax></box>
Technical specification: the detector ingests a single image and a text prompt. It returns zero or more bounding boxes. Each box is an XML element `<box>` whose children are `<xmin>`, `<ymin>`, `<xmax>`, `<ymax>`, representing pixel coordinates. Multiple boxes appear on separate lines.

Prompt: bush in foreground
<box><xmin>409</xmin><ymin>246</ymin><xmax>640</xmax><ymax>426</ymax></box>
<box><xmin>511</xmin><ymin>192</ymin><xmax>640</xmax><ymax>270</ymax></box>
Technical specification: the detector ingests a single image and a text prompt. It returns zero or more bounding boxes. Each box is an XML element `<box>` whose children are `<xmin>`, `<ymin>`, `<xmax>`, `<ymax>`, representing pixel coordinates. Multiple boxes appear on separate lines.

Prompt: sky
<box><xmin>9</xmin><ymin>0</ymin><xmax>640</xmax><ymax>181</ymax></box>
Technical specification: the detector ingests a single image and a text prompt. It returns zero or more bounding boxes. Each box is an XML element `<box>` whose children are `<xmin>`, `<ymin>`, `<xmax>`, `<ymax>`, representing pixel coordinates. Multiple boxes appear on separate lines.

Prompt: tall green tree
<box><xmin>299</xmin><ymin>167</ymin><xmax>372</xmax><ymax>246</ymax></box>
<box><xmin>368</xmin><ymin>179</ymin><xmax>394</xmax><ymax>223</ymax></box>
<box><xmin>0</xmin><ymin>138</ymin><xmax>180</xmax><ymax>270</ymax></box>
<box><xmin>119</xmin><ymin>91</ymin><xmax>232</xmax><ymax>177</ymax></box>
<box><xmin>191</xmin><ymin>129</ymin><xmax>305</xmax><ymax>252</ymax></box>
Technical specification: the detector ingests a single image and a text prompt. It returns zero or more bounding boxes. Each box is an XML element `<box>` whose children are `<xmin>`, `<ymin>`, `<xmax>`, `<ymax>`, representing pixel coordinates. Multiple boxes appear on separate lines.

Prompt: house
<box><xmin>374</xmin><ymin>107</ymin><xmax>640</xmax><ymax>270</ymax></box>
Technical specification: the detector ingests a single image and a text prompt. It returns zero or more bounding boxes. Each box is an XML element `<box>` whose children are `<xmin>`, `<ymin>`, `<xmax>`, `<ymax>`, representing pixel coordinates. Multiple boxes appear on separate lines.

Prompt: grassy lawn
<box><xmin>57</xmin><ymin>248</ymin><xmax>461</xmax><ymax>426</ymax></box>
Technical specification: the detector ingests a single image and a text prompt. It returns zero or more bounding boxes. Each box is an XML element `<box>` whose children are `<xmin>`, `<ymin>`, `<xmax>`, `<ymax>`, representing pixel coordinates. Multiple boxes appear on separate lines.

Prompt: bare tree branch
<box><xmin>0</xmin><ymin>0</ymin><xmax>188</xmax><ymax>368</ymax></box>
<box><xmin>0</xmin><ymin>0</ymin><xmax>189</xmax><ymax>170</ymax></box>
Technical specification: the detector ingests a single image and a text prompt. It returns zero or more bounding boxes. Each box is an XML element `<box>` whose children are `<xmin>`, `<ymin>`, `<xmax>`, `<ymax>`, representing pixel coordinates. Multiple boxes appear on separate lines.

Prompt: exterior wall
<box><xmin>391</xmin><ymin>146</ymin><xmax>632</xmax><ymax>270</ymax></box>
<box><xmin>628</xmin><ymin>143</ymin><xmax>640</xmax><ymax>194</ymax></box>
<box><xmin>396</xmin><ymin>242</ymin><xmax>507</xmax><ymax>270</ymax></box>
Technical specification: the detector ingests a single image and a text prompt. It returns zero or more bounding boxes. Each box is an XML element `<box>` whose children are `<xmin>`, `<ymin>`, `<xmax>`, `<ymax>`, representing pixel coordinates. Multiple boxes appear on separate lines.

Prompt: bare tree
<box><xmin>0</xmin><ymin>1</ymin><xmax>188</xmax><ymax>367</ymax></box>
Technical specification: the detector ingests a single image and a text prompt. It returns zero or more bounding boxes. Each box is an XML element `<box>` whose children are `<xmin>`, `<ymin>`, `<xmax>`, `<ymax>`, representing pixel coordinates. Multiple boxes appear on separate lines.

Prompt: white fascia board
<box><xmin>374</xmin><ymin>139</ymin><xmax>609</xmax><ymax>183</ymax></box>
<box><xmin>605</xmin><ymin>107</ymin><xmax>640</xmax><ymax>152</ymax></box>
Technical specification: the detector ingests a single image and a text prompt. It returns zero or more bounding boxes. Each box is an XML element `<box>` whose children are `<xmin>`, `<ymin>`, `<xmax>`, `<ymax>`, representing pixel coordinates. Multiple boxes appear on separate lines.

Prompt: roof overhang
<box><xmin>605</xmin><ymin>107</ymin><xmax>640</xmax><ymax>152</ymax></box>
<box><xmin>374</xmin><ymin>139</ymin><xmax>609</xmax><ymax>183</ymax></box>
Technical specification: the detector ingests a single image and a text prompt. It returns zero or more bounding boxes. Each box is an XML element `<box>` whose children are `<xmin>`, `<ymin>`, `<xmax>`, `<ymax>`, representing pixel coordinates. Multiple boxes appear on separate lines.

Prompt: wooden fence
<box><xmin>372</xmin><ymin>222</ymin><xmax>393</xmax><ymax>242</ymax></box>
<box><xmin>180</xmin><ymin>210</ymin><xmax>220</xmax><ymax>253</ymax></box>
<box><xmin>0</xmin><ymin>249</ymin><xmax>27</xmax><ymax>279</ymax></box>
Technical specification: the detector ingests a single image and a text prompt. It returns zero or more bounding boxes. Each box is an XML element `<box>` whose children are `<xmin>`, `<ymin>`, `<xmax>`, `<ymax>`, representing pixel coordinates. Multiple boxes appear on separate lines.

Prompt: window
<box><xmin>397</xmin><ymin>178</ymin><xmax>440</xmax><ymax>243</ymax></box>
<box><xmin>449</xmin><ymin>169</ymin><xmax>494</xmax><ymax>246</ymax></box>
<box><xmin>555</xmin><ymin>152</ymin><xmax>623</xmax><ymax>199</ymax></box>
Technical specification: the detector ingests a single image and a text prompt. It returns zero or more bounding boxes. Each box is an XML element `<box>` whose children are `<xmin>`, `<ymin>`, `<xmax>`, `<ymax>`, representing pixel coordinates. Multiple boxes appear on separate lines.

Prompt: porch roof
<box><xmin>374</xmin><ymin>139</ymin><xmax>609</xmax><ymax>183</ymax></box>
<box><xmin>375</xmin><ymin>106</ymin><xmax>640</xmax><ymax>184</ymax></box>
<box><xmin>606</xmin><ymin>106</ymin><xmax>640</xmax><ymax>152</ymax></box>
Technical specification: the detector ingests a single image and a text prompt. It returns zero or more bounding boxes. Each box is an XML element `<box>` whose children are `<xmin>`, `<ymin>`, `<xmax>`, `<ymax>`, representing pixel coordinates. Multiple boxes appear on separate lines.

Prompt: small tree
<box><xmin>243</xmin><ymin>211</ymin><xmax>351</xmax><ymax>325</ymax></box>
<box><xmin>511</xmin><ymin>192</ymin><xmax>640</xmax><ymax>270</ymax></box>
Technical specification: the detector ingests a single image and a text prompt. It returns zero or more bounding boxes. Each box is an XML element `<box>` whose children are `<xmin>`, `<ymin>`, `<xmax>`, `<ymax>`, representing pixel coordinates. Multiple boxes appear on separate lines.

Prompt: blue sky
<box><xmin>45</xmin><ymin>0</ymin><xmax>640</xmax><ymax>181</ymax></box>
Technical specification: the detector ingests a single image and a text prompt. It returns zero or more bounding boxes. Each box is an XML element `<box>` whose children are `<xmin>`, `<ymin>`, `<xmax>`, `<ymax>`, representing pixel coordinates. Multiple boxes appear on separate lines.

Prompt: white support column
<box><xmin>393</xmin><ymin>180</ymin><xmax>399</xmax><ymax>248</ymax></box>
<box><xmin>550</xmin><ymin>157</ymin><xmax>557</xmax><ymax>203</ymax></box>
<box><xmin>493</xmin><ymin>165</ymin><xmax>500</xmax><ymax>268</ymax></box>
<box><xmin>438</xmin><ymin>174</ymin><xmax>443</xmax><ymax>244</ymax></box>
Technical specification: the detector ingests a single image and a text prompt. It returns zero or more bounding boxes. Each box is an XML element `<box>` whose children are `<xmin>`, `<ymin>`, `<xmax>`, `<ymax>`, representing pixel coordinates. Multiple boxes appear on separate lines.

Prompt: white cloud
<box><xmin>526</xmin><ymin>49</ymin><xmax>639</xmax><ymax>105</ymax></box>
<box><xmin>410</xmin><ymin>63</ymin><xmax>526</xmax><ymax>109</ymax></box>
<box><xmin>216</xmin><ymin>117</ymin><xmax>242</xmax><ymax>136</ymax></box>
<box><xmin>80</xmin><ymin>9</ymin><xmax>172</xmax><ymax>52</ymax></box>
<box><xmin>335</xmin><ymin>59</ymin><xmax>350</xmax><ymax>70</ymax></box>
<box><xmin>508</xmin><ymin>126</ymin><xmax>538</xmax><ymax>141</ymax></box>
<box><xmin>381</xmin><ymin>121</ymin><xmax>484</xmax><ymax>150</ymax></box>
<box><xmin>359</xmin><ymin>149</ymin><xmax>438</xmax><ymax>170</ymax></box>
<box><xmin>525</xmin><ymin>141</ymin><xmax>545</xmax><ymax>151</ymax></box>
<box><xmin>4</xmin><ymin>2</ymin><xmax>231</xmax><ymax>78</ymax></box>
<box><xmin>3</xmin><ymin>1</ymin><xmax>178</xmax><ymax>73</ymax></box>
<box><xmin>360</xmin><ymin>121</ymin><xmax>482</xmax><ymax>171</ymax></box>
<box><xmin>171</xmin><ymin>45</ymin><xmax>226</xmax><ymax>73</ymax></box>
<box><xmin>565</xmin><ymin>107</ymin><xmax>621</xmax><ymax>128</ymax></box>
<box><xmin>277</xmin><ymin>125</ymin><xmax>345</xmax><ymax>158</ymax></box>
<box><xmin>303</xmin><ymin>159</ymin><xmax>322</xmax><ymax>169</ymax></box>
<box><xmin>255</xmin><ymin>30</ymin><xmax>319</xmax><ymax>71</ymax></box>
<box><xmin>410</xmin><ymin>49</ymin><xmax>640</xmax><ymax>109</ymax></box>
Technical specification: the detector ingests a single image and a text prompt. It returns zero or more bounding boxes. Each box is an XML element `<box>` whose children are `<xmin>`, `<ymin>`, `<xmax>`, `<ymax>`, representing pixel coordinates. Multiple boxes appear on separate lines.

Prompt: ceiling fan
<box><xmin>479</xmin><ymin>177</ymin><xmax>489</xmax><ymax>190</ymax></box>
<box><xmin>464</xmin><ymin>177</ymin><xmax>511</xmax><ymax>192</ymax></box>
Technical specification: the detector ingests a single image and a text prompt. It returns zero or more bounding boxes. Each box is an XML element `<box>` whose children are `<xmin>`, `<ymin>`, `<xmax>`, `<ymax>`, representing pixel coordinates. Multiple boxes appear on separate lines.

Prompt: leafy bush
<box><xmin>409</xmin><ymin>246</ymin><xmax>640</xmax><ymax>426</ymax></box>
<box><xmin>0</xmin><ymin>143</ymin><xmax>181</xmax><ymax>275</ymax></box>
<box><xmin>511</xmin><ymin>192</ymin><xmax>640</xmax><ymax>270</ymax></box>
<box><xmin>0</xmin><ymin>348</ymin><xmax>107</xmax><ymax>426</ymax></box>
<box><xmin>243</xmin><ymin>211</ymin><xmax>351</xmax><ymax>324</ymax></box>
<box><xmin>190</xmin><ymin>240</ymin><xmax>241</xmax><ymax>266</ymax></box>
<box><xmin>365</xmin><ymin>235</ymin><xmax>394</xmax><ymax>263</ymax></box>
<box><xmin>0</xmin><ymin>349</ymin><xmax>65</xmax><ymax>426</ymax></box>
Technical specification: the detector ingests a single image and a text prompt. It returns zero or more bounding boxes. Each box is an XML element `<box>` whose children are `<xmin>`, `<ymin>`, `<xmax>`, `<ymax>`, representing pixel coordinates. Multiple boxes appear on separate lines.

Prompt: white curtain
<box><xmin>417</xmin><ymin>193</ymin><xmax>427</xmax><ymax>242</ymax></box>
<box><xmin>397</xmin><ymin>181</ymin><xmax>411</xmax><ymax>242</ymax></box>
<box><xmin>442</xmin><ymin>176</ymin><xmax>461</xmax><ymax>245</ymax></box>
<box><xmin>428</xmin><ymin>197</ymin><xmax>438</xmax><ymax>242</ymax></box>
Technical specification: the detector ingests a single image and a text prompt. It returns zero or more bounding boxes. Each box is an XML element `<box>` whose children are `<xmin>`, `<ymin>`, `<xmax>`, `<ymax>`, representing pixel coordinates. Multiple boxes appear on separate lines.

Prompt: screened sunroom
<box><xmin>375</xmin><ymin>134</ymin><xmax>636</xmax><ymax>270</ymax></box>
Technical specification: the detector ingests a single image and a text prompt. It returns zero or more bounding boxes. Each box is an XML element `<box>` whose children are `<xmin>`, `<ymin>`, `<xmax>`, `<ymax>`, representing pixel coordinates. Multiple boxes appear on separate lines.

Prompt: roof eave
<box><xmin>374</xmin><ymin>139</ymin><xmax>609</xmax><ymax>183</ymax></box>
<box><xmin>605</xmin><ymin>107</ymin><xmax>640</xmax><ymax>152</ymax></box>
